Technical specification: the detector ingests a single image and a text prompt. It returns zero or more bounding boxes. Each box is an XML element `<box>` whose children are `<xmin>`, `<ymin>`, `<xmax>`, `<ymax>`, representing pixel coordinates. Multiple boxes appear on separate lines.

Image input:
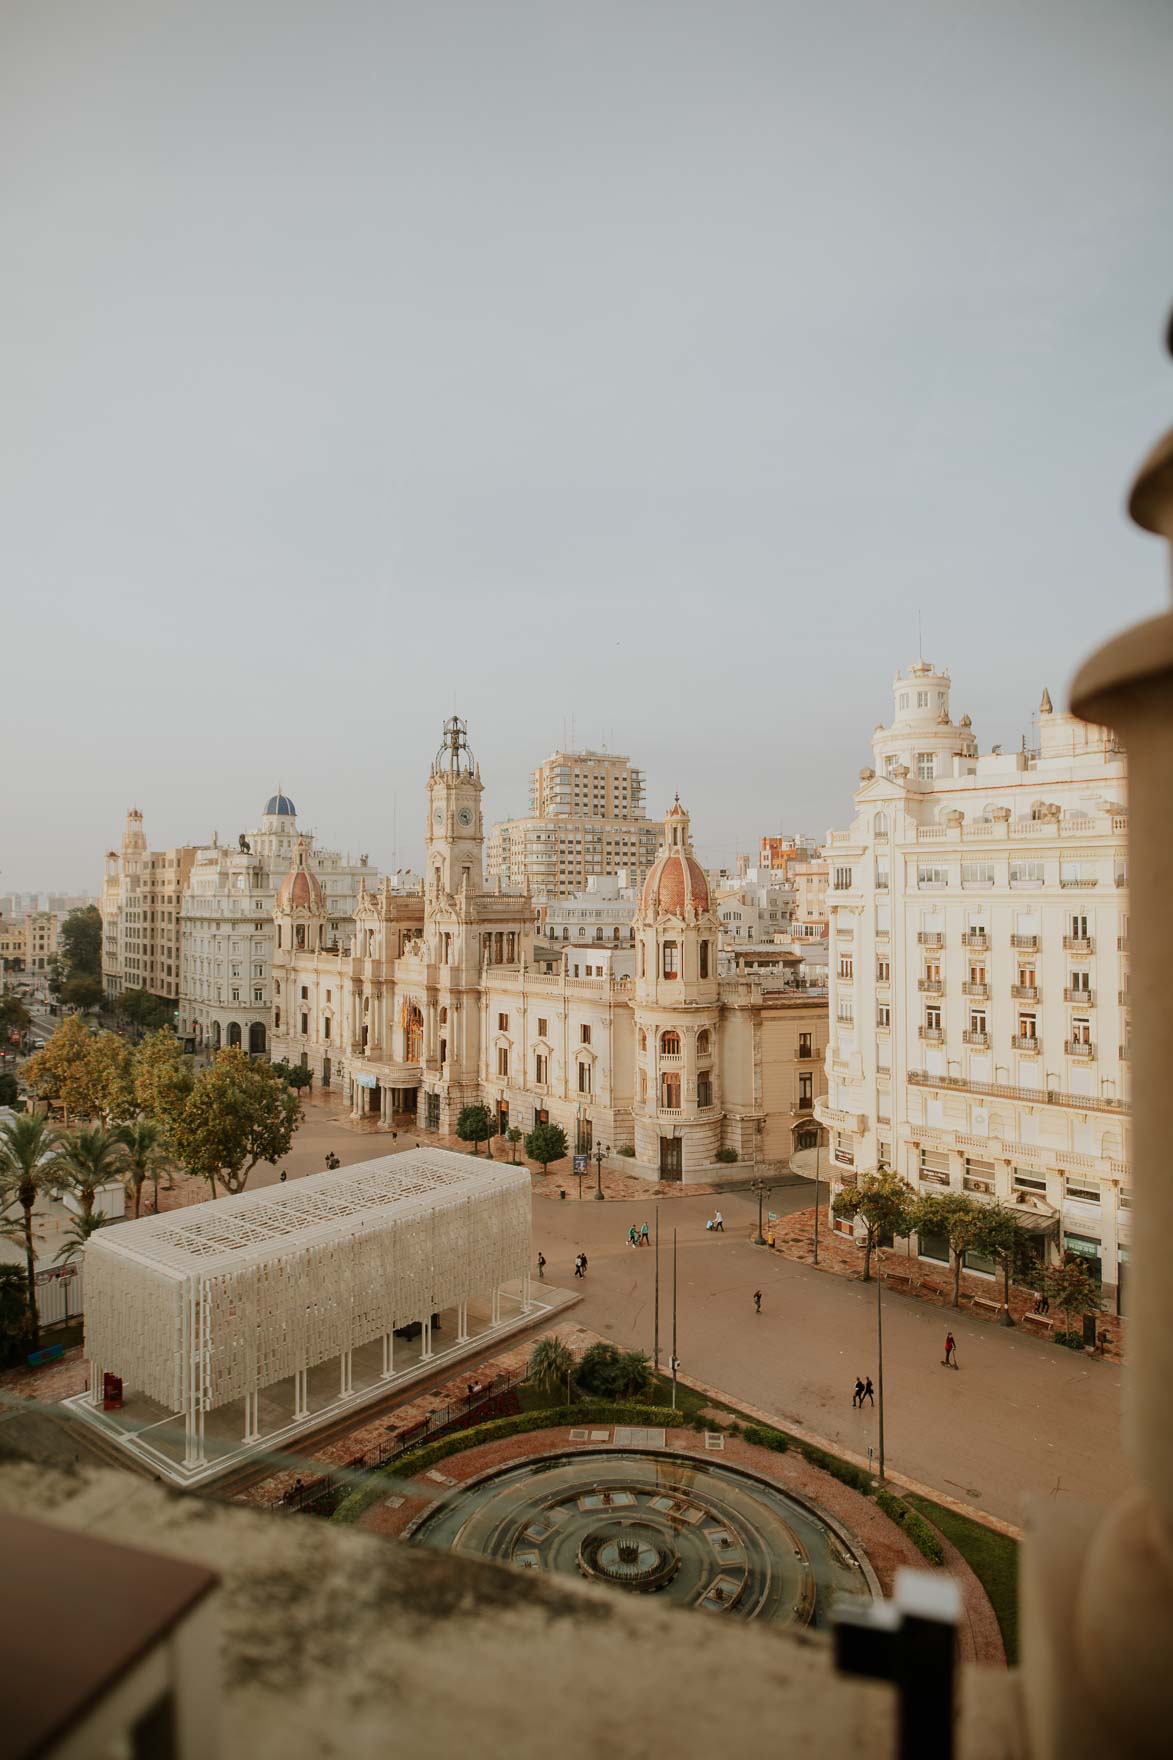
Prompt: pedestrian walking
<box><xmin>628</xmin><ymin>1224</ymin><xmax>638</xmax><ymax>1247</ymax></box>
<box><xmin>580</xmin><ymin>1252</ymin><xmax>588</xmax><ymax>1275</ymax></box>
<box><xmin>713</xmin><ymin>1210</ymin><xmax>724</xmax><ymax>1232</ymax></box>
<box><xmin>640</xmin><ymin>1222</ymin><xmax>650</xmax><ymax>1247</ymax></box>
<box><xmin>537</xmin><ymin>1252</ymin><xmax>546</xmax><ymax>1280</ymax></box>
<box><xmin>574</xmin><ymin>1254</ymin><xmax>583</xmax><ymax>1279</ymax></box>
<box><xmin>753</xmin><ymin>1289</ymin><xmax>762</xmax><ymax>1313</ymax></box>
<box><xmin>852</xmin><ymin>1377</ymin><xmax>865</xmax><ymax>1408</ymax></box>
<box><xmin>863</xmin><ymin>1377</ymin><xmax>874</xmax><ymax>1406</ymax></box>
<box><xmin>944</xmin><ymin>1331</ymin><xmax>958</xmax><ymax>1369</ymax></box>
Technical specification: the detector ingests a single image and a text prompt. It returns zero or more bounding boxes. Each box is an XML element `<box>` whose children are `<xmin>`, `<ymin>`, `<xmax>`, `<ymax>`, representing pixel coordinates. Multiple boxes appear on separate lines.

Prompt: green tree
<box><xmin>1045</xmin><ymin>1255</ymin><xmax>1104</xmax><ymax>1340</ymax></box>
<box><xmin>0</xmin><ymin>995</ymin><xmax>31</xmax><ymax>1041</ymax></box>
<box><xmin>54</xmin><ymin>1125</ymin><xmax>128</xmax><ymax>1219</ymax></box>
<box><xmin>0</xmin><ymin>1264</ymin><xmax>30</xmax><ymax>1367</ymax></box>
<box><xmin>970</xmin><ymin>1204</ymin><xmax>1027</xmax><ymax>1325</ymax></box>
<box><xmin>59</xmin><ymin>905</ymin><xmax>103</xmax><ymax>979</ymax></box>
<box><xmin>0</xmin><ymin>1072</ymin><xmax>19</xmax><ymax>1106</ymax></box>
<box><xmin>54</xmin><ymin>1210</ymin><xmax>107</xmax><ymax>1264</ymax></box>
<box><xmin>271</xmin><ymin>1059</ymin><xmax>313</xmax><ymax>1091</ymax></box>
<box><xmin>505</xmin><ymin>1126</ymin><xmax>523</xmax><ymax>1164</ymax></box>
<box><xmin>524</xmin><ymin>1120</ymin><xmax>568</xmax><ymax>1175</ymax></box>
<box><xmin>170</xmin><ymin>1046</ymin><xmax>301</xmax><ymax>1196</ymax></box>
<box><xmin>576</xmin><ymin>1341</ymin><xmax>652</xmax><ymax>1400</ymax></box>
<box><xmin>0</xmin><ymin>1113</ymin><xmax>62</xmax><ymax>1347</ymax></box>
<box><xmin>116</xmin><ymin>1118</ymin><xmax>174</xmax><ymax>1219</ymax></box>
<box><xmin>456</xmin><ymin>1103</ymin><xmax>494</xmax><ymax>1157</ymax></box>
<box><xmin>832</xmin><ymin>1164</ymin><xmax>916</xmax><ymax>1282</ymax></box>
<box><xmin>23</xmin><ymin>1017</ymin><xmax>134</xmax><ymax>1123</ymax></box>
<box><xmin>114</xmin><ymin>988</ymin><xmax>176</xmax><ymax>1035</ymax></box>
<box><xmin>912</xmin><ymin>1191</ymin><xmax>984</xmax><ymax>1308</ymax></box>
<box><xmin>132</xmin><ymin>1031</ymin><xmax>193</xmax><ymax>1148</ymax></box>
<box><xmin>529</xmin><ymin>1335</ymin><xmax>575</xmax><ymax>1398</ymax></box>
<box><xmin>61</xmin><ymin>974</ymin><xmax>104</xmax><ymax>1011</ymax></box>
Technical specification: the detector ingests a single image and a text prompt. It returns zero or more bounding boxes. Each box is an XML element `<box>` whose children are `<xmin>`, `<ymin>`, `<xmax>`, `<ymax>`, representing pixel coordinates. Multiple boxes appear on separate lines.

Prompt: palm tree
<box><xmin>53</xmin><ymin>1125</ymin><xmax>128</xmax><ymax>1221</ymax></box>
<box><xmin>529</xmin><ymin>1336</ymin><xmax>576</xmax><ymax>1402</ymax></box>
<box><xmin>54</xmin><ymin>1211</ymin><xmax>106</xmax><ymax>1264</ymax></box>
<box><xmin>0</xmin><ymin>1113</ymin><xmax>63</xmax><ymax>1347</ymax></box>
<box><xmin>116</xmin><ymin>1118</ymin><xmax>173</xmax><ymax>1219</ymax></box>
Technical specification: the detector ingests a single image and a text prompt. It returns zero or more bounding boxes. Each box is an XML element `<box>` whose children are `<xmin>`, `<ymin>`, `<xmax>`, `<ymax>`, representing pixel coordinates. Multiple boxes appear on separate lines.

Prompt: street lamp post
<box><xmin>751</xmin><ymin>1177</ymin><xmax>771</xmax><ymax>1247</ymax></box>
<box><xmin>593</xmin><ymin>1142</ymin><xmax>609</xmax><ymax>1200</ymax></box>
<box><xmin>813</xmin><ymin>1135</ymin><xmax>822</xmax><ymax>1266</ymax></box>
<box><xmin>875</xmin><ymin>1156</ymin><xmax>887</xmax><ymax>1482</ymax></box>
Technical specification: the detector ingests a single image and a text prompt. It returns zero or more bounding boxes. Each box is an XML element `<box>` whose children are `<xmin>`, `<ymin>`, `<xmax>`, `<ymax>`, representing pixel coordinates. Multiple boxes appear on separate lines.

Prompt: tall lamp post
<box><xmin>875</xmin><ymin>1158</ymin><xmax>887</xmax><ymax>1482</ymax></box>
<box><xmin>813</xmin><ymin>1135</ymin><xmax>822</xmax><ymax>1266</ymax></box>
<box><xmin>751</xmin><ymin>1176</ymin><xmax>771</xmax><ymax>1247</ymax></box>
<box><xmin>593</xmin><ymin>1141</ymin><xmax>609</xmax><ymax>1201</ymax></box>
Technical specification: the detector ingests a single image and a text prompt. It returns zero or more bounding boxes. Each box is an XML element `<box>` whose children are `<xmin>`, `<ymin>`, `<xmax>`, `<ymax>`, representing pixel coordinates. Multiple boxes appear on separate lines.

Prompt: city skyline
<box><xmin>4</xmin><ymin>0</ymin><xmax>1173</xmax><ymax>888</ymax></box>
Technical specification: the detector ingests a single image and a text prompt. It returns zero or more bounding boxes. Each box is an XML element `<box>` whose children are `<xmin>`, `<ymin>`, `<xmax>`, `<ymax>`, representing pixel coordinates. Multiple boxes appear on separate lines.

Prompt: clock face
<box><xmin>433</xmin><ymin>806</ymin><xmax>444</xmax><ymax>826</ymax></box>
<box><xmin>457</xmin><ymin>806</ymin><xmax>474</xmax><ymax>828</ymax></box>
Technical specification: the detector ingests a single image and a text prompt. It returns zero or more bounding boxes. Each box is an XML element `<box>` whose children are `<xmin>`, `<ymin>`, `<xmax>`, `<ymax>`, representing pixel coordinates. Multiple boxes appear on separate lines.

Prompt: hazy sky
<box><xmin>3</xmin><ymin>0</ymin><xmax>1172</xmax><ymax>892</ymax></box>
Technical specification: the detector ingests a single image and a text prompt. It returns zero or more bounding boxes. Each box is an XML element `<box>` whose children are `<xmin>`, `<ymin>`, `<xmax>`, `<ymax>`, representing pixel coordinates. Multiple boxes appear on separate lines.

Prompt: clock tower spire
<box><xmin>426</xmin><ymin>715</ymin><xmax>484</xmax><ymax>896</ymax></box>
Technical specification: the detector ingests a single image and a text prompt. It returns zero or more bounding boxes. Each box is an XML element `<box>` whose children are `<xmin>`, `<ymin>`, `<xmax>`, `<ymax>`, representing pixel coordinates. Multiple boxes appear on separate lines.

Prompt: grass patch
<box><xmin>874</xmin><ymin>1488</ymin><xmax>945</xmax><ymax>1566</ymax></box>
<box><xmin>905</xmin><ymin>1493</ymin><xmax>1020</xmax><ymax>1664</ymax></box>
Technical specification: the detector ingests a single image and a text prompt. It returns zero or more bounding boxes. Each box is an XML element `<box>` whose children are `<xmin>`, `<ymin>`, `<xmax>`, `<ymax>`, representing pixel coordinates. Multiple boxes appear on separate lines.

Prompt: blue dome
<box><xmin>264</xmin><ymin>791</ymin><xmax>297</xmax><ymax>817</ymax></box>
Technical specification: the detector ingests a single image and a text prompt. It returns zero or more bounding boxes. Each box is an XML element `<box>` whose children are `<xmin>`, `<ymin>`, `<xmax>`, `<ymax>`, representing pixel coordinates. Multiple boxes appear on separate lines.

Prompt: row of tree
<box><xmin>831</xmin><ymin>1165</ymin><xmax>1103</xmax><ymax>1332</ymax></box>
<box><xmin>455</xmin><ymin>1104</ymin><xmax>569</xmax><ymax>1174</ymax></box>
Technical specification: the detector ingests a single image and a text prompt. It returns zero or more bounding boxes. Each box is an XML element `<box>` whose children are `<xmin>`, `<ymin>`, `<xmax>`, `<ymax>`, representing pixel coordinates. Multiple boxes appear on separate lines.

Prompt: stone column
<box><xmin>1022</xmin><ymin>313</ymin><xmax>1173</xmax><ymax>1758</ymax></box>
<box><xmin>339</xmin><ymin>1350</ymin><xmax>353</xmax><ymax>1397</ymax></box>
<box><xmin>456</xmin><ymin>1301</ymin><xmax>469</xmax><ymax>1343</ymax></box>
<box><xmin>381</xmin><ymin>1333</ymin><xmax>394</xmax><ymax>1379</ymax></box>
<box><xmin>421</xmin><ymin>1319</ymin><xmax>432</xmax><ymax>1360</ymax></box>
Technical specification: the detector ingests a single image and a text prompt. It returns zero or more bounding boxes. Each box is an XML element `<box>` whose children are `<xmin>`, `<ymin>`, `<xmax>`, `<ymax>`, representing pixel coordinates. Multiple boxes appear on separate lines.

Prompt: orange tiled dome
<box><xmin>640</xmin><ymin>798</ymin><xmax>711</xmax><ymax>917</ymax></box>
<box><xmin>278</xmin><ymin>840</ymin><xmax>324</xmax><ymax>912</ymax></box>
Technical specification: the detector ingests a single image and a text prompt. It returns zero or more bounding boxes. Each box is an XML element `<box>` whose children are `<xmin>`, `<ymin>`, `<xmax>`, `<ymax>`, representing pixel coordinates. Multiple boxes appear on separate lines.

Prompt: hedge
<box><xmin>875</xmin><ymin>1488</ymin><xmax>946</xmax><ymax>1565</ymax></box>
<box><xmin>331</xmin><ymin>1403</ymin><xmax>680</xmax><ymax>1525</ymax></box>
<box><xmin>799</xmin><ymin>1441</ymin><xmax>874</xmax><ymax>1495</ymax></box>
<box><xmin>743</xmin><ymin>1423</ymin><xmax>790</xmax><ymax>1454</ymax></box>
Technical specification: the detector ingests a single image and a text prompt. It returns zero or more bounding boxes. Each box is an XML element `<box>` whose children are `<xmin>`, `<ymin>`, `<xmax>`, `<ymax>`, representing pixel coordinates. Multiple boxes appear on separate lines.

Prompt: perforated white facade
<box><xmin>81</xmin><ymin>1149</ymin><xmax>533</xmax><ymax>1480</ymax></box>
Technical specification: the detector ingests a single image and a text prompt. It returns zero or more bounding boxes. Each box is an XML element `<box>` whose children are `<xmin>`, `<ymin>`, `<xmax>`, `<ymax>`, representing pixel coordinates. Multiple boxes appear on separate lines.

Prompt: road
<box><xmin>533</xmin><ymin>1183</ymin><xmax>1129</xmax><ymax>1528</ymax></box>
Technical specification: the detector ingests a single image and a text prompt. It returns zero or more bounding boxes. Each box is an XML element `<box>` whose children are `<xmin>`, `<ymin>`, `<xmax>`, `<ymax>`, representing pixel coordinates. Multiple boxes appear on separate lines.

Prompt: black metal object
<box><xmin>832</xmin><ymin>1569</ymin><xmax>961</xmax><ymax>1760</ymax></box>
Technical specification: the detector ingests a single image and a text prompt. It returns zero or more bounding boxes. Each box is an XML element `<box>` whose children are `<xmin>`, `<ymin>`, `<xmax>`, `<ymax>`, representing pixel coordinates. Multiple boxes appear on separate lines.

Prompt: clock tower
<box><xmin>426</xmin><ymin>715</ymin><xmax>484</xmax><ymax>897</ymax></box>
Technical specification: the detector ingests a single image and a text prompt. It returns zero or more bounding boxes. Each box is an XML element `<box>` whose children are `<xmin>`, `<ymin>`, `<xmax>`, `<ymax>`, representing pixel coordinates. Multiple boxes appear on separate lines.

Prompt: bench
<box><xmin>26</xmin><ymin>1343</ymin><xmax>64</xmax><ymax>1369</ymax></box>
<box><xmin>970</xmin><ymin>1297</ymin><xmax>1005</xmax><ymax>1322</ymax></box>
<box><xmin>882</xmin><ymin>1273</ymin><xmax>915</xmax><ymax>1297</ymax></box>
<box><xmin>1020</xmin><ymin>1312</ymin><xmax>1054</xmax><ymax>1337</ymax></box>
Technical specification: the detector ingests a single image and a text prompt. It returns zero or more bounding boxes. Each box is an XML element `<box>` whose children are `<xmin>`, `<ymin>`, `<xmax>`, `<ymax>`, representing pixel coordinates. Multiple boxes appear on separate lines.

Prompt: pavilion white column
<box><xmin>1022</xmin><ymin>318</ymin><xmax>1173</xmax><ymax>1758</ymax></box>
<box><xmin>421</xmin><ymin>1319</ymin><xmax>433</xmax><ymax>1359</ymax></box>
<box><xmin>340</xmin><ymin>1350</ymin><xmax>353</xmax><ymax>1397</ymax></box>
<box><xmin>293</xmin><ymin>1366</ymin><xmax>309</xmax><ymax>1419</ymax></box>
<box><xmin>521</xmin><ymin>1272</ymin><xmax>532</xmax><ymax>1313</ymax></box>
<box><xmin>381</xmin><ymin>1332</ymin><xmax>394</xmax><ymax>1379</ymax></box>
<box><xmin>243</xmin><ymin>1388</ymin><xmax>260</xmax><ymax>1444</ymax></box>
<box><xmin>491</xmin><ymin>1288</ymin><xmax>502</xmax><ymax>1326</ymax></box>
<box><xmin>90</xmin><ymin>1363</ymin><xmax>103</xmax><ymax>1408</ymax></box>
<box><xmin>456</xmin><ymin>1302</ymin><xmax>469</xmax><ymax>1343</ymax></box>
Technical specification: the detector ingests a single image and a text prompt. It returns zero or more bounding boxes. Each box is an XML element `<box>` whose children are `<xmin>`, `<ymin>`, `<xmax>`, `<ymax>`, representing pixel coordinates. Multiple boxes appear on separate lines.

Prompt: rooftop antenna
<box><xmin>917</xmin><ymin>609</ymin><xmax>923</xmax><ymax>663</ymax></box>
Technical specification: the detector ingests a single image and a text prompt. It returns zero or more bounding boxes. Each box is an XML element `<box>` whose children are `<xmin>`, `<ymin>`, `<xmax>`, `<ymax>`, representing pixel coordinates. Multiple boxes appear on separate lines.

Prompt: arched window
<box><xmin>699</xmin><ymin>940</ymin><xmax>710</xmax><ymax>979</ymax></box>
<box><xmin>640</xmin><ymin>942</ymin><xmax>646</xmax><ymax>977</ymax></box>
<box><xmin>295</xmin><ymin>924</ymin><xmax>306</xmax><ymax>949</ymax></box>
<box><xmin>274</xmin><ymin>1007</ymin><xmax>281</xmax><ymax>1030</ymax></box>
<box><xmin>274</xmin><ymin>980</ymin><xmax>280</xmax><ymax>995</ymax></box>
<box><xmin>404</xmin><ymin>1003</ymin><xmax>424</xmax><ymax>1062</ymax></box>
<box><xmin>440</xmin><ymin>1006</ymin><xmax>448</xmax><ymax>1025</ymax></box>
<box><xmin>874</xmin><ymin>811</ymin><xmax>889</xmax><ymax>836</ymax></box>
<box><xmin>276</xmin><ymin>925</ymin><xmax>282</xmax><ymax>948</ymax></box>
<box><xmin>696</xmin><ymin>1028</ymin><xmax>711</xmax><ymax>1057</ymax></box>
<box><xmin>661</xmin><ymin>1029</ymin><xmax>681</xmax><ymax>1056</ymax></box>
<box><xmin>367</xmin><ymin>929</ymin><xmax>375</xmax><ymax>956</ymax></box>
<box><xmin>662</xmin><ymin>941</ymin><xmax>679</xmax><ymax>979</ymax></box>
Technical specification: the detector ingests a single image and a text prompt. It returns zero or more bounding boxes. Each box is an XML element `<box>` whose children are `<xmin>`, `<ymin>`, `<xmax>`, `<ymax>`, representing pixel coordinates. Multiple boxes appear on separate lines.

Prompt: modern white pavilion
<box><xmin>73</xmin><ymin>1150</ymin><xmax>538</xmax><ymax>1485</ymax></box>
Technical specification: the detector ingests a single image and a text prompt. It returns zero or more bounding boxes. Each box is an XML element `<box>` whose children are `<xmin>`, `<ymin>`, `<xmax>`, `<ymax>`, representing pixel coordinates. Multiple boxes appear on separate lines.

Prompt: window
<box><xmin>578</xmin><ymin>1061</ymin><xmax>592</xmax><ymax>1094</ymax></box>
<box><xmin>876</xmin><ymin>959</ymin><xmax>890</xmax><ymax>982</ymax></box>
<box><xmin>962</xmin><ymin>862</ymin><xmax>994</xmax><ymax>887</ymax></box>
<box><xmin>498</xmin><ymin>1012</ymin><xmax>509</xmax><ymax>1031</ymax></box>
<box><xmin>660</xmin><ymin>1072</ymin><xmax>681</xmax><ymax>1107</ymax></box>
<box><xmin>697</xmin><ymin>1075</ymin><xmax>713</xmax><ymax>1108</ymax></box>
<box><xmin>300</xmin><ymin>986</ymin><xmax>308</xmax><ymax>1001</ymax></box>
<box><xmin>836</xmin><ymin>999</ymin><xmax>855</xmax><ymax>1023</ymax></box>
<box><xmin>696</xmin><ymin>1028</ymin><xmax>711</xmax><ymax>1056</ymax></box>
<box><xmin>969</xmin><ymin>1009</ymin><xmax>987</xmax><ymax>1034</ymax></box>
<box><xmin>274</xmin><ymin>1008</ymin><xmax>281</xmax><ymax>1029</ymax></box>
<box><xmin>699</xmin><ymin>940</ymin><xmax>710</xmax><ymax>979</ymax></box>
<box><xmin>799</xmin><ymin>1032</ymin><xmax>812</xmax><ymax>1059</ymax></box>
<box><xmin>919</xmin><ymin>1149</ymin><xmax>950</xmax><ymax>1190</ymax></box>
<box><xmin>1066</xmin><ymin>1179</ymin><xmax>1101</xmax><ymax>1204</ymax></box>
<box><xmin>917</xmin><ymin>863</ymin><xmax>948</xmax><ymax>887</ymax></box>
<box><xmin>1071</xmin><ymin>1016</ymin><xmax>1091</xmax><ymax>1045</ymax></box>
<box><xmin>300</xmin><ymin>1012</ymin><xmax>308</xmax><ymax>1035</ymax></box>
<box><xmin>1068</xmin><ymin>970</ymin><xmax>1090</xmax><ymax>994</ymax></box>
<box><xmin>916</xmin><ymin>752</ymin><xmax>935</xmax><ymax>780</ymax></box>
<box><xmin>833</xmin><ymin>866</ymin><xmax>853</xmax><ymax>891</ymax></box>
<box><xmin>877</xmin><ymin>1003</ymin><xmax>890</xmax><ymax>1027</ymax></box>
<box><xmin>534</xmin><ymin>1053</ymin><xmax>547</xmax><ymax>1085</ymax></box>
<box><xmin>1014</xmin><ymin>1170</ymin><xmax>1047</xmax><ymax>1193</ymax></box>
<box><xmin>925</xmin><ymin>1005</ymin><xmax>941</xmax><ymax>1030</ymax></box>
<box><xmin>799</xmin><ymin>1072</ymin><xmax>813</xmax><ymax>1105</ymax></box>
<box><xmin>661</xmin><ymin>1029</ymin><xmax>681</xmax><ymax>1055</ymax></box>
<box><xmin>838</xmin><ymin>956</ymin><xmax>854</xmax><ymax>979</ymax></box>
<box><xmin>661</xmin><ymin>941</ymin><xmax>680</xmax><ymax>979</ymax></box>
<box><xmin>1010</xmin><ymin>861</ymin><xmax>1044</xmax><ymax>887</ymax></box>
<box><xmin>580</xmin><ymin>1023</ymin><xmax>591</xmax><ymax>1045</ymax></box>
<box><xmin>537</xmin><ymin>1016</ymin><xmax>548</xmax><ymax>1038</ymax></box>
<box><xmin>1017</xmin><ymin>1013</ymin><xmax>1038</xmax><ymax>1041</ymax></box>
<box><xmin>916</xmin><ymin>690</ymin><xmax>929</xmax><ymax>708</ymax></box>
<box><xmin>497</xmin><ymin>1047</ymin><xmax>509</xmax><ymax>1078</ymax></box>
<box><xmin>884</xmin><ymin>755</ymin><xmax>899</xmax><ymax>778</ymax></box>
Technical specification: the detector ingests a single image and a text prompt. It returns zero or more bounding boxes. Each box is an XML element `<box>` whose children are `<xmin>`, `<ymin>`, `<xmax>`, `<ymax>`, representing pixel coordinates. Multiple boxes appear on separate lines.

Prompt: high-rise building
<box><xmin>487</xmin><ymin>748</ymin><xmax>661</xmax><ymax>897</ymax></box>
<box><xmin>100</xmin><ymin>811</ymin><xmax>198</xmax><ymax>1007</ymax></box>
<box><xmin>817</xmin><ymin>660</ymin><xmax>1131</xmax><ymax>1309</ymax></box>
<box><xmin>177</xmin><ymin>791</ymin><xmax>381</xmax><ymax>1055</ymax></box>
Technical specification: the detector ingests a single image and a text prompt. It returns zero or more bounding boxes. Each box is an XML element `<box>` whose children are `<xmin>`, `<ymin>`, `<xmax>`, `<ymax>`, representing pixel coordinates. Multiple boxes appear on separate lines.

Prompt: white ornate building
<box><xmin>100</xmin><ymin>811</ymin><xmax>199</xmax><ymax>1007</ymax></box>
<box><xmin>177</xmin><ymin>792</ymin><xmax>380</xmax><ymax>1055</ymax></box>
<box><xmin>817</xmin><ymin>660</ymin><xmax>1131</xmax><ymax>1309</ymax></box>
<box><xmin>271</xmin><ymin>719</ymin><xmax>828</xmax><ymax>1179</ymax></box>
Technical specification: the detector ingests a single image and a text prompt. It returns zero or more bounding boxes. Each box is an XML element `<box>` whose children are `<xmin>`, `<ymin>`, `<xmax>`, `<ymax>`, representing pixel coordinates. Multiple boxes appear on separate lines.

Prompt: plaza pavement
<box><xmin>530</xmin><ymin>1182</ymin><xmax>1130</xmax><ymax>1528</ymax></box>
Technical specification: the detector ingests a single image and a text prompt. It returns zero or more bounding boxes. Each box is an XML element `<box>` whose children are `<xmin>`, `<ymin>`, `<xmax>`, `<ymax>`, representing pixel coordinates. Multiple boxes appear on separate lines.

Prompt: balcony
<box><xmin>917</xmin><ymin>978</ymin><xmax>943</xmax><ymax>994</ymax></box>
<box><xmin>962</xmin><ymin>931</ymin><xmax>989</xmax><ymax>950</ymax></box>
<box><xmin>1064</xmin><ymin>987</ymin><xmax>1095</xmax><ymax>1005</ymax></box>
<box><xmin>1063</xmin><ymin>936</ymin><xmax>1094</xmax><ymax>953</ymax></box>
<box><xmin>962</xmin><ymin>982</ymin><xmax>989</xmax><ymax>998</ymax></box>
<box><xmin>963</xmin><ymin>1031</ymin><xmax>990</xmax><ymax>1047</ymax></box>
<box><xmin>1012</xmin><ymin>1034</ymin><xmax>1041</xmax><ymax>1053</ymax></box>
<box><xmin>917</xmin><ymin>931</ymin><xmax>944</xmax><ymax>947</ymax></box>
<box><xmin>816</xmin><ymin>1102</ymin><xmax>867</xmax><ymax>1133</ymax></box>
<box><xmin>919</xmin><ymin>1026</ymin><xmax>944</xmax><ymax>1042</ymax></box>
<box><xmin>1011</xmin><ymin>984</ymin><xmax>1039</xmax><ymax>1000</ymax></box>
<box><xmin>1060</xmin><ymin>878</ymin><xmax>1100</xmax><ymax>889</ymax></box>
<box><xmin>908</xmin><ymin>1067</ymin><xmax>1127</xmax><ymax>1115</ymax></box>
<box><xmin>1066</xmin><ymin>1039</ymin><xmax>1096</xmax><ymax>1059</ymax></box>
<box><xmin>658</xmin><ymin>1051</ymin><xmax>684</xmax><ymax>1065</ymax></box>
<box><xmin>1011</xmin><ymin>934</ymin><xmax>1039</xmax><ymax>950</ymax></box>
